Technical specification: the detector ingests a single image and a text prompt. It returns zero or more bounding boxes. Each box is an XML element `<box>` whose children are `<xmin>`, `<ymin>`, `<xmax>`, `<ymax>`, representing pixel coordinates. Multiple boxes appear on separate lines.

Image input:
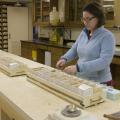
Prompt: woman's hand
<box><xmin>56</xmin><ymin>59</ymin><xmax>66</xmax><ymax>70</ymax></box>
<box><xmin>63</xmin><ymin>65</ymin><xmax>77</xmax><ymax>75</ymax></box>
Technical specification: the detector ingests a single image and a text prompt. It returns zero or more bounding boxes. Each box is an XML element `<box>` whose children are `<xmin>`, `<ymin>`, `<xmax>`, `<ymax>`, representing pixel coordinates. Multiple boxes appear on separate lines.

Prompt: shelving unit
<box><xmin>65</xmin><ymin>0</ymin><xmax>91</xmax><ymax>27</ymax></box>
<box><xmin>35</xmin><ymin>0</ymin><xmax>41</xmax><ymax>21</ymax></box>
<box><xmin>114</xmin><ymin>0</ymin><xmax>120</xmax><ymax>26</ymax></box>
<box><xmin>33</xmin><ymin>0</ymin><xmax>50</xmax><ymax>25</ymax></box>
<box><xmin>41</xmin><ymin>0</ymin><xmax>50</xmax><ymax>22</ymax></box>
<box><xmin>33</xmin><ymin>0</ymin><xmax>58</xmax><ymax>26</ymax></box>
<box><xmin>103</xmin><ymin>0</ymin><xmax>114</xmax><ymax>20</ymax></box>
<box><xmin>0</xmin><ymin>3</ymin><xmax>8</xmax><ymax>52</ymax></box>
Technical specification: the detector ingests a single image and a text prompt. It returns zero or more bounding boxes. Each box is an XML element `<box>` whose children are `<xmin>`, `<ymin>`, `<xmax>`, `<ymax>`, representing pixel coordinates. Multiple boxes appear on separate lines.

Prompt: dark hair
<box><xmin>83</xmin><ymin>2</ymin><xmax>105</xmax><ymax>27</ymax></box>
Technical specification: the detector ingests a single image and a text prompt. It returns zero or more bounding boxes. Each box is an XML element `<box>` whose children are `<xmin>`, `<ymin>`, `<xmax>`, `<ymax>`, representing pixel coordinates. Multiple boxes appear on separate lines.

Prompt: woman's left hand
<box><xmin>63</xmin><ymin>65</ymin><xmax>77</xmax><ymax>75</ymax></box>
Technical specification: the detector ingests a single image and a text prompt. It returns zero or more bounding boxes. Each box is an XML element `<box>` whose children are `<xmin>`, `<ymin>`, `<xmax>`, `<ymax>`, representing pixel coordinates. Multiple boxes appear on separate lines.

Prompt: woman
<box><xmin>56</xmin><ymin>2</ymin><xmax>115</xmax><ymax>85</ymax></box>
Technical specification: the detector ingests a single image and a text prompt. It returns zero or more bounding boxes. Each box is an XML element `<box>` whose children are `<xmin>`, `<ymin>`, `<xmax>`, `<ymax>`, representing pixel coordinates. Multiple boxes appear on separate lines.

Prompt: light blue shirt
<box><xmin>63</xmin><ymin>26</ymin><xmax>115</xmax><ymax>83</ymax></box>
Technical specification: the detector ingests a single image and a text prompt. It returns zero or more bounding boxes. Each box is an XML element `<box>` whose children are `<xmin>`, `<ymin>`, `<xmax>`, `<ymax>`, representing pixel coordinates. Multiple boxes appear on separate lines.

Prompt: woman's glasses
<box><xmin>81</xmin><ymin>16</ymin><xmax>95</xmax><ymax>22</ymax></box>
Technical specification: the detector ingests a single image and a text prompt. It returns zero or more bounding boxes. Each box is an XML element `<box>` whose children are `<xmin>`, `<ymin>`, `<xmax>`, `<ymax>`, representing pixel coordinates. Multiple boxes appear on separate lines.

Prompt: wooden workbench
<box><xmin>0</xmin><ymin>50</ymin><xmax>120</xmax><ymax>120</ymax></box>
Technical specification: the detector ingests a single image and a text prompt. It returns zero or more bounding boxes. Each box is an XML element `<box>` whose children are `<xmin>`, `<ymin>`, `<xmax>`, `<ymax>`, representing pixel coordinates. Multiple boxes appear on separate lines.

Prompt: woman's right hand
<box><xmin>56</xmin><ymin>59</ymin><xmax>66</xmax><ymax>70</ymax></box>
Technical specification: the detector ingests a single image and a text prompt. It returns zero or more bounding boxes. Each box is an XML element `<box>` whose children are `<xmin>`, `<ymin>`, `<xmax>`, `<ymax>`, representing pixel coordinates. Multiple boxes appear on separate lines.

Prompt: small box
<box><xmin>107</xmin><ymin>88</ymin><xmax>120</xmax><ymax>100</ymax></box>
<box><xmin>78</xmin><ymin>84</ymin><xmax>93</xmax><ymax>97</ymax></box>
<box><xmin>8</xmin><ymin>62</ymin><xmax>19</xmax><ymax>69</ymax></box>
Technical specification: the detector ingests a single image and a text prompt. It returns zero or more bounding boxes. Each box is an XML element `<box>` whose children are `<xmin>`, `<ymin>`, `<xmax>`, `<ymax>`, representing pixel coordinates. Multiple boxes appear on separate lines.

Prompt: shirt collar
<box><xmin>83</xmin><ymin>26</ymin><xmax>104</xmax><ymax>38</ymax></box>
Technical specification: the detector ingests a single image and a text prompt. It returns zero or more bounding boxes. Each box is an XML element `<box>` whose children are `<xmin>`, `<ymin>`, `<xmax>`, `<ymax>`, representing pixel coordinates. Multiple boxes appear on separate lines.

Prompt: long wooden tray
<box><xmin>27</xmin><ymin>67</ymin><xmax>104</xmax><ymax>108</ymax></box>
<box><xmin>0</xmin><ymin>57</ymin><xmax>27</xmax><ymax>76</ymax></box>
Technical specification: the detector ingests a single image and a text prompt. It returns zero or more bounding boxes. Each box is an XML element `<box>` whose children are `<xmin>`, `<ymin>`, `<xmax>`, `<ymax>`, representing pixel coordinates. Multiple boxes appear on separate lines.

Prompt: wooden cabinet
<box><xmin>103</xmin><ymin>0</ymin><xmax>120</xmax><ymax>27</ymax></box>
<box><xmin>64</xmin><ymin>0</ymin><xmax>117</xmax><ymax>28</ymax></box>
<box><xmin>114</xmin><ymin>0</ymin><xmax>120</xmax><ymax>26</ymax></box>
<box><xmin>33</xmin><ymin>0</ymin><xmax>41</xmax><ymax>21</ymax></box>
<box><xmin>32</xmin><ymin>0</ymin><xmax>120</xmax><ymax>28</ymax></box>
<box><xmin>111</xmin><ymin>56</ymin><xmax>120</xmax><ymax>89</ymax></box>
<box><xmin>37</xmin><ymin>44</ymin><xmax>47</xmax><ymax>64</ymax></box>
<box><xmin>33</xmin><ymin>0</ymin><xmax>58</xmax><ymax>26</ymax></box>
<box><xmin>21</xmin><ymin>41</ymin><xmax>37</xmax><ymax>60</ymax></box>
<box><xmin>21</xmin><ymin>41</ymin><xmax>77</xmax><ymax>68</ymax></box>
<box><xmin>48</xmin><ymin>46</ymin><xmax>64</xmax><ymax>67</ymax></box>
<box><xmin>103</xmin><ymin>0</ymin><xmax>115</xmax><ymax>27</ymax></box>
<box><xmin>64</xmin><ymin>0</ymin><xmax>92</xmax><ymax>27</ymax></box>
<box><xmin>21</xmin><ymin>41</ymin><xmax>70</xmax><ymax>67</ymax></box>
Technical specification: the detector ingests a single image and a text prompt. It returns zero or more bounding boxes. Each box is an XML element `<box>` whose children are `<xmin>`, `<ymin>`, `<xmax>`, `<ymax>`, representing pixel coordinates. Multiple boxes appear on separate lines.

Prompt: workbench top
<box><xmin>0</xmin><ymin>50</ymin><xmax>120</xmax><ymax>120</ymax></box>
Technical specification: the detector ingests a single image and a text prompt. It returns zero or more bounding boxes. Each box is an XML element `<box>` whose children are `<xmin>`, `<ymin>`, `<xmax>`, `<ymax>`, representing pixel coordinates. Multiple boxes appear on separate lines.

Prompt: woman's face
<box><xmin>82</xmin><ymin>11</ymin><xmax>98</xmax><ymax>31</ymax></box>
